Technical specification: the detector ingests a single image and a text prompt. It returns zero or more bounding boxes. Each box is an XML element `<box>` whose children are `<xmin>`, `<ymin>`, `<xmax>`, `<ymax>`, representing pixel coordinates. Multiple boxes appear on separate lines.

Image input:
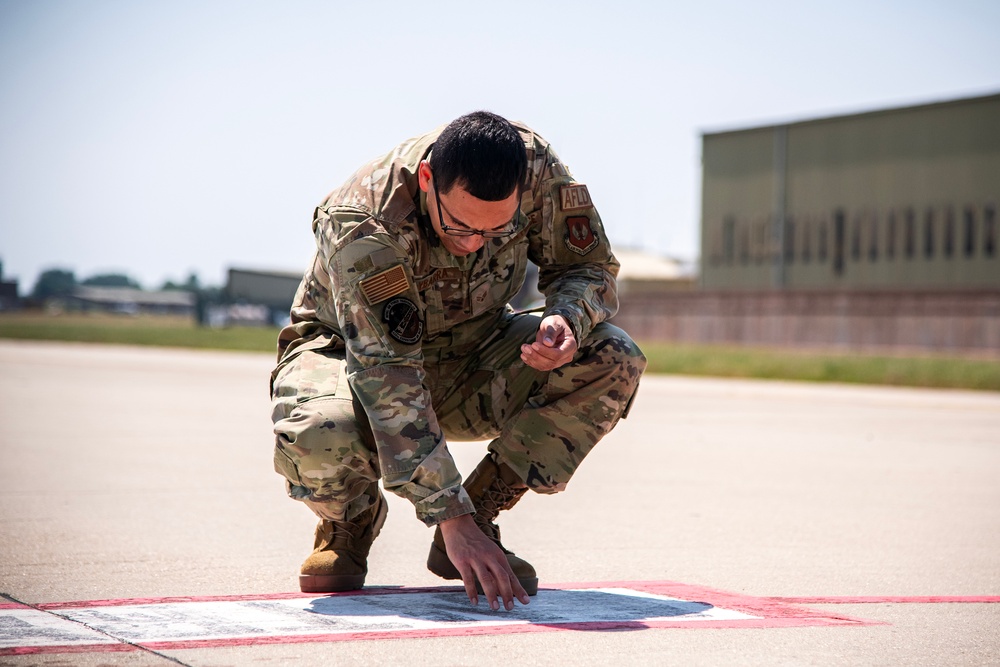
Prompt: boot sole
<box><xmin>299</xmin><ymin>573</ymin><xmax>366</xmax><ymax>593</ymax></box>
<box><xmin>426</xmin><ymin>541</ymin><xmax>539</xmax><ymax>596</ymax></box>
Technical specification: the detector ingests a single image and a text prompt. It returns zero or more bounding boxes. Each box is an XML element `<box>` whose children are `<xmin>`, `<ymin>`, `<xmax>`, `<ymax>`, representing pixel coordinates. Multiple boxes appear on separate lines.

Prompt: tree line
<box><xmin>30</xmin><ymin>269</ymin><xmax>215</xmax><ymax>301</ymax></box>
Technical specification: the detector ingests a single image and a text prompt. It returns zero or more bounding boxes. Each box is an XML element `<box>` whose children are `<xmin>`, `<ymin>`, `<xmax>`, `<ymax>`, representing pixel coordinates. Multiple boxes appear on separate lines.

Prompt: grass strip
<box><xmin>638</xmin><ymin>341</ymin><xmax>1000</xmax><ymax>391</ymax></box>
<box><xmin>0</xmin><ymin>313</ymin><xmax>279</xmax><ymax>353</ymax></box>
<box><xmin>1</xmin><ymin>313</ymin><xmax>996</xmax><ymax>391</ymax></box>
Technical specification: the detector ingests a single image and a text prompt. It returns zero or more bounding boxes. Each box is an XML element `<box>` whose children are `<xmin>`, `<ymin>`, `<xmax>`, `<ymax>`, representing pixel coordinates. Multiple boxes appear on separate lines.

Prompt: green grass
<box><xmin>0</xmin><ymin>312</ymin><xmax>279</xmax><ymax>353</ymax></box>
<box><xmin>638</xmin><ymin>341</ymin><xmax>1000</xmax><ymax>391</ymax></box>
<box><xmin>1</xmin><ymin>312</ymin><xmax>997</xmax><ymax>391</ymax></box>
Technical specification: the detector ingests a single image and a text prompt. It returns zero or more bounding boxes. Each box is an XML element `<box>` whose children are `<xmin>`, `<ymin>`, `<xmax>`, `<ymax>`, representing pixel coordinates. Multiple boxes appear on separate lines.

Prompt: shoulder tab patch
<box><xmin>353</xmin><ymin>256</ymin><xmax>375</xmax><ymax>274</ymax></box>
<box><xmin>382</xmin><ymin>297</ymin><xmax>423</xmax><ymax>344</ymax></box>
<box><xmin>560</xmin><ymin>184</ymin><xmax>592</xmax><ymax>211</ymax></box>
<box><xmin>359</xmin><ymin>264</ymin><xmax>410</xmax><ymax>305</ymax></box>
<box><xmin>565</xmin><ymin>216</ymin><xmax>599</xmax><ymax>255</ymax></box>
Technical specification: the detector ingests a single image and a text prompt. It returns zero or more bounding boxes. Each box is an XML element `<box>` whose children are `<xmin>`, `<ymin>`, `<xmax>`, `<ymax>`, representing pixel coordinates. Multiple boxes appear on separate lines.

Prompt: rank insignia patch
<box><xmin>382</xmin><ymin>297</ymin><xmax>423</xmax><ymax>344</ymax></box>
<box><xmin>359</xmin><ymin>264</ymin><xmax>409</xmax><ymax>305</ymax></box>
<box><xmin>559</xmin><ymin>184</ymin><xmax>592</xmax><ymax>211</ymax></box>
<box><xmin>565</xmin><ymin>216</ymin><xmax>598</xmax><ymax>255</ymax></box>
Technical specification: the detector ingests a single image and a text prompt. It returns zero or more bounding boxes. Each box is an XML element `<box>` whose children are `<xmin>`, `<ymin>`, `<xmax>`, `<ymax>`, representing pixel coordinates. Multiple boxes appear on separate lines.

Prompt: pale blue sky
<box><xmin>2</xmin><ymin>0</ymin><xmax>998</xmax><ymax>291</ymax></box>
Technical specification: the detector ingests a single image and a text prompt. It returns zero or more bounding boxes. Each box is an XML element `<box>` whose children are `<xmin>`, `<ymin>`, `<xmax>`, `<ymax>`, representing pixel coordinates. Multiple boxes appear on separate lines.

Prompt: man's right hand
<box><xmin>438</xmin><ymin>514</ymin><xmax>530</xmax><ymax>610</ymax></box>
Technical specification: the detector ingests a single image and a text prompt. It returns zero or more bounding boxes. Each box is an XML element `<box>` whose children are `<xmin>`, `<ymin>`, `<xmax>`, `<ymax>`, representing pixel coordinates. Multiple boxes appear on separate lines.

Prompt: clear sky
<box><xmin>2</xmin><ymin>0</ymin><xmax>998</xmax><ymax>292</ymax></box>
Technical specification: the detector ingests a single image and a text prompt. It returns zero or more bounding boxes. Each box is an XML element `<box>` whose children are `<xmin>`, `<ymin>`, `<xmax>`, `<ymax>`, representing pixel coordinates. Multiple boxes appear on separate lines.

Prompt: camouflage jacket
<box><xmin>275</xmin><ymin>122</ymin><xmax>620</xmax><ymax>525</ymax></box>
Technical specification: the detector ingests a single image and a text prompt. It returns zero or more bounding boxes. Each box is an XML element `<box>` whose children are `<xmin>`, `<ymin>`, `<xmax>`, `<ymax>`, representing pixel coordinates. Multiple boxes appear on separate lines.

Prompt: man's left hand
<box><xmin>520</xmin><ymin>314</ymin><xmax>577</xmax><ymax>371</ymax></box>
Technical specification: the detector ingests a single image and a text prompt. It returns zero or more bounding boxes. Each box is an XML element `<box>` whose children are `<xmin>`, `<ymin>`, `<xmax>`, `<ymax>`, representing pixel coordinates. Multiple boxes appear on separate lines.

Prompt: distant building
<box><xmin>614</xmin><ymin>248</ymin><xmax>696</xmax><ymax>296</ymax></box>
<box><xmin>0</xmin><ymin>261</ymin><xmax>19</xmax><ymax>311</ymax></box>
<box><xmin>224</xmin><ymin>268</ymin><xmax>303</xmax><ymax>326</ymax></box>
<box><xmin>70</xmin><ymin>286</ymin><xmax>195</xmax><ymax>316</ymax></box>
<box><xmin>615</xmin><ymin>94</ymin><xmax>1000</xmax><ymax>355</ymax></box>
<box><xmin>700</xmin><ymin>92</ymin><xmax>999</xmax><ymax>291</ymax></box>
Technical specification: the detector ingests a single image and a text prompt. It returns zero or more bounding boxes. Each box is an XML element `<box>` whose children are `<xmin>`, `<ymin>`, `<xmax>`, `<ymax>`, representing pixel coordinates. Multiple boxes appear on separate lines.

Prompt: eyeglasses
<box><xmin>433</xmin><ymin>179</ymin><xmax>520</xmax><ymax>239</ymax></box>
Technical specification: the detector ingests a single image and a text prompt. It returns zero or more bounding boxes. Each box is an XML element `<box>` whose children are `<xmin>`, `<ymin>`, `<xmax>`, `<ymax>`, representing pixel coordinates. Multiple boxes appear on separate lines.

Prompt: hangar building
<box><xmin>700</xmin><ymin>93</ymin><xmax>999</xmax><ymax>290</ymax></box>
<box><xmin>612</xmin><ymin>93</ymin><xmax>999</xmax><ymax>354</ymax></box>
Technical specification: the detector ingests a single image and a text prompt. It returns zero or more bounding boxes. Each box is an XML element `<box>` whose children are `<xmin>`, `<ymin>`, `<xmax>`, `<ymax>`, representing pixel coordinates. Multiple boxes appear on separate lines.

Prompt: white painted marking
<box><xmin>60</xmin><ymin>589</ymin><xmax>755</xmax><ymax>642</ymax></box>
<box><xmin>0</xmin><ymin>608</ymin><xmax>119</xmax><ymax>648</ymax></box>
<box><xmin>3</xmin><ymin>588</ymin><xmax>757</xmax><ymax>648</ymax></box>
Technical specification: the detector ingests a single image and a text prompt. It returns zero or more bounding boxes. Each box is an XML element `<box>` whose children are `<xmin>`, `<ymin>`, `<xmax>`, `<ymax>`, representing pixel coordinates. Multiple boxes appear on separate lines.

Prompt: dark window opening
<box><xmin>964</xmin><ymin>207</ymin><xmax>976</xmax><ymax>257</ymax></box>
<box><xmin>818</xmin><ymin>219</ymin><xmax>828</xmax><ymax>263</ymax></box>
<box><xmin>886</xmin><ymin>210</ymin><xmax>896</xmax><ymax>260</ymax></box>
<box><xmin>833</xmin><ymin>209</ymin><xmax>845</xmax><ymax>275</ymax></box>
<box><xmin>761</xmin><ymin>219</ymin><xmax>771</xmax><ymax>265</ymax></box>
<box><xmin>984</xmin><ymin>206</ymin><xmax>996</xmax><ymax>258</ymax></box>
<box><xmin>784</xmin><ymin>217</ymin><xmax>795</xmax><ymax>264</ymax></box>
<box><xmin>739</xmin><ymin>220</ymin><xmax>750</xmax><ymax>265</ymax></box>
<box><xmin>850</xmin><ymin>213</ymin><xmax>862</xmax><ymax>261</ymax></box>
<box><xmin>753</xmin><ymin>220</ymin><xmax>762</xmax><ymax>265</ymax></box>
<box><xmin>802</xmin><ymin>218</ymin><xmax>812</xmax><ymax>264</ymax></box>
<box><xmin>760</xmin><ymin>219</ymin><xmax>771</xmax><ymax>265</ymax></box>
<box><xmin>868</xmin><ymin>212</ymin><xmax>879</xmax><ymax>262</ymax></box>
<box><xmin>904</xmin><ymin>208</ymin><xmax>916</xmax><ymax>259</ymax></box>
<box><xmin>944</xmin><ymin>207</ymin><xmax>955</xmax><ymax>258</ymax></box>
<box><xmin>723</xmin><ymin>216</ymin><xmax>735</xmax><ymax>265</ymax></box>
<box><xmin>924</xmin><ymin>208</ymin><xmax>935</xmax><ymax>259</ymax></box>
<box><xmin>751</xmin><ymin>220</ymin><xmax>768</xmax><ymax>264</ymax></box>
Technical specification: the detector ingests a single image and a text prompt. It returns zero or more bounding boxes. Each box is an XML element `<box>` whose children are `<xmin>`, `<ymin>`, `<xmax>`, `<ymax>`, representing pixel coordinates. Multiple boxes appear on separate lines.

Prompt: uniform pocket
<box><xmin>273</xmin><ymin>447</ymin><xmax>308</xmax><ymax>497</ymax></box>
<box><xmin>423</xmin><ymin>290</ymin><xmax>447</xmax><ymax>337</ymax></box>
<box><xmin>270</xmin><ymin>347</ymin><xmax>349</xmax><ymax>425</ymax></box>
<box><xmin>470</xmin><ymin>243</ymin><xmax>528</xmax><ymax>318</ymax></box>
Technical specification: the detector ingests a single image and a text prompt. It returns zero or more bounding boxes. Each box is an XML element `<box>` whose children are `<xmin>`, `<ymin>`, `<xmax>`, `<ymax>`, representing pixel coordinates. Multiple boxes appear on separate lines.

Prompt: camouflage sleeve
<box><xmin>317</xmin><ymin>208</ymin><xmax>475</xmax><ymax>526</ymax></box>
<box><xmin>527</xmin><ymin>146</ymin><xmax>620</xmax><ymax>342</ymax></box>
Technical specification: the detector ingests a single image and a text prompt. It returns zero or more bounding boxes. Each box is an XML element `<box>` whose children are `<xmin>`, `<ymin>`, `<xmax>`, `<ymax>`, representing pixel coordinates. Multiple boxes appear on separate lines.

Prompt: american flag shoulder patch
<box><xmin>359</xmin><ymin>264</ymin><xmax>410</xmax><ymax>305</ymax></box>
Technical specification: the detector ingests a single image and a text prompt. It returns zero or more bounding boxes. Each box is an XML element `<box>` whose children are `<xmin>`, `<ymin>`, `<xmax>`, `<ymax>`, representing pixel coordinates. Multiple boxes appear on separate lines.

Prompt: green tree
<box><xmin>162</xmin><ymin>272</ymin><xmax>201</xmax><ymax>292</ymax></box>
<box><xmin>32</xmin><ymin>268</ymin><xmax>76</xmax><ymax>300</ymax></box>
<box><xmin>80</xmin><ymin>273</ymin><xmax>141</xmax><ymax>289</ymax></box>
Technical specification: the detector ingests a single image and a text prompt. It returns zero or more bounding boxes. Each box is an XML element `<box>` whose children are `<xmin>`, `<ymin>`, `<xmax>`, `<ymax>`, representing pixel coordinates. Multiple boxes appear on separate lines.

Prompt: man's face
<box><xmin>418</xmin><ymin>161</ymin><xmax>520</xmax><ymax>257</ymax></box>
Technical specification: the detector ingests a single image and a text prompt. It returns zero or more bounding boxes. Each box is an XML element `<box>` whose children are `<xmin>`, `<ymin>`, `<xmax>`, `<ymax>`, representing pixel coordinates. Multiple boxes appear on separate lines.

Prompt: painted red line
<box><xmin>768</xmin><ymin>595</ymin><xmax>1000</xmax><ymax>604</ymax></box>
<box><xmin>1</xmin><ymin>580</ymin><xmax>882</xmax><ymax>656</ymax></box>
<box><xmin>0</xmin><ymin>603</ymin><xmax>30</xmax><ymax>610</ymax></box>
<box><xmin>613</xmin><ymin>580</ymin><xmax>873</xmax><ymax>623</ymax></box>
<box><xmin>2</xmin><ymin>614</ymin><xmax>880</xmax><ymax>656</ymax></box>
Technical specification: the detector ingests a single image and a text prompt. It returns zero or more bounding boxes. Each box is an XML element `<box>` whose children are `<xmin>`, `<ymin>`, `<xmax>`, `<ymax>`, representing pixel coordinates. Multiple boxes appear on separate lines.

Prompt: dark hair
<box><xmin>429</xmin><ymin>111</ymin><xmax>527</xmax><ymax>201</ymax></box>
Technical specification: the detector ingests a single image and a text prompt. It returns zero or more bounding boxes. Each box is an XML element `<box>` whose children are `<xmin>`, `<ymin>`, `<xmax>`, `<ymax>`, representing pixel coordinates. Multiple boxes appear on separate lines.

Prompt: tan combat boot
<box><xmin>426</xmin><ymin>454</ymin><xmax>539</xmax><ymax>595</ymax></box>
<box><xmin>299</xmin><ymin>491</ymin><xmax>387</xmax><ymax>593</ymax></box>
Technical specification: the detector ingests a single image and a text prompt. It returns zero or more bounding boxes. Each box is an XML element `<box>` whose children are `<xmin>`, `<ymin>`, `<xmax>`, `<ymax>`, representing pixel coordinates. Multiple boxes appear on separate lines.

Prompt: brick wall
<box><xmin>612</xmin><ymin>289</ymin><xmax>1000</xmax><ymax>355</ymax></box>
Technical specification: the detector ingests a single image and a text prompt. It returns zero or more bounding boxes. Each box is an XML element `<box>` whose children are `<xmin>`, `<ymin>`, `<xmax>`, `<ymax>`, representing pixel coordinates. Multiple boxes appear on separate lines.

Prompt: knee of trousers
<box><xmin>490</xmin><ymin>324</ymin><xmax>646</xmax><ymax>496</ymax></box>
<box><xmin>272</xmin><ymin>396</ymin><xmax>380</xmax><ymax>518</ymax></box>
<box><xmin>574</xmin><ymin>322</ymin><xmax>647</xmax><ymax>404</ymax></box>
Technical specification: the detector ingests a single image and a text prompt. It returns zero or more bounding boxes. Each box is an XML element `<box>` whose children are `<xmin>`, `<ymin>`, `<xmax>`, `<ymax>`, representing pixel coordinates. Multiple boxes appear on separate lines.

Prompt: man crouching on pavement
<box><xmin>270</xmin><ymin>111</ymin><xmax>646</xmax><ymax>611</ymax></box>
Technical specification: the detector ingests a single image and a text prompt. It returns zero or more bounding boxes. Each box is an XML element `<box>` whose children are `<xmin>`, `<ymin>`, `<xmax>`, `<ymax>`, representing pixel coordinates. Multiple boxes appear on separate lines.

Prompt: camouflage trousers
<box><xmin>270</xmin><ymin>314</ymin><xmax>646</xmax><ymax>523</ymax></box>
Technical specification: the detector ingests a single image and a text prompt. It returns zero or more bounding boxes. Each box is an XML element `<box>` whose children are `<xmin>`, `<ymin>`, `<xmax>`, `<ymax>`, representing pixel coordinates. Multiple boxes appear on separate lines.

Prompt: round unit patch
<box><xmin>382</xmin><ymin>297</ymin><xmax>423</xmax><ymax>344</ymax></box>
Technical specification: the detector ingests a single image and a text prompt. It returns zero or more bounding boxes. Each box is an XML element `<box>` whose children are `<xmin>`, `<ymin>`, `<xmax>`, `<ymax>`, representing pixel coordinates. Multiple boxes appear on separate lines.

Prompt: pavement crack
<box><xmin>1</xmin><ymin>591</ymin><xmax>194</xmax><ymax>666</ymax></box>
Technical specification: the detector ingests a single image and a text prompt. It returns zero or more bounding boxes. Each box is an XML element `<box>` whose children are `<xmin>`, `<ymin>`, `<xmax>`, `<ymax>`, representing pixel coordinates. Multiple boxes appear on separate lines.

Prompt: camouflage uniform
<box><xmin>270</xmin><ymin>122</ymin><xmax>646</xmax><ymax>527</ymax></box>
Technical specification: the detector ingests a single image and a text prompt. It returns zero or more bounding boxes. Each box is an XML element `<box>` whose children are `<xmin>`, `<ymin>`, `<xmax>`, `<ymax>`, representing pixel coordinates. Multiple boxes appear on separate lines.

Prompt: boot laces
<box><xmin>318</xmin><ymin>508</ymin><xmax>371</xmax><ymax>550</ymax></box>
<box><xmin>330</xmin><ymin>519</ymin><xmax>363</xmax><ymax>548</ymax></box>
<box><xmin>474</xmin><ymin>478</ymin><xmax>526</xmax><ymax>551</ymax></box>
<box><xmin>479</xmin><ymin>477</ymin><xmax>527</xmax><ymax>516</ymax></box>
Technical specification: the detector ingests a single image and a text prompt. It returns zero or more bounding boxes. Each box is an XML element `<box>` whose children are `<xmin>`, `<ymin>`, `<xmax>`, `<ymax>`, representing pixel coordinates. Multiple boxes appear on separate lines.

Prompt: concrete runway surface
<box><xmin>0</xmin><ymin>340</ymin><xmax>998</xmax><ymax>666</ymax></box>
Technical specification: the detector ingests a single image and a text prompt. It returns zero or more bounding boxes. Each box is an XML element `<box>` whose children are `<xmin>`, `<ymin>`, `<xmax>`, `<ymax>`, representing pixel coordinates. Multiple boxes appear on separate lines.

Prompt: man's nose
<box><xmin>456</xmin><ymin>235</ymin><xmax>485</xmax><ymax>253</ymax></box>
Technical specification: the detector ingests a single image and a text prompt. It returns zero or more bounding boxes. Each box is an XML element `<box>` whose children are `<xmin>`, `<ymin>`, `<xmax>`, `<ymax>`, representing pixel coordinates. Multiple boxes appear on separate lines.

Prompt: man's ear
<box><xmin>418</xmin><ymin>160</ymin><xmax>432</xmax><ymax>193</ymax></box>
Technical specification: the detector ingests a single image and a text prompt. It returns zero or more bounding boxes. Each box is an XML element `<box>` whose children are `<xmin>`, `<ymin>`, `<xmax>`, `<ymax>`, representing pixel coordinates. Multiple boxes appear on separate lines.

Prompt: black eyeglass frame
<box><xmin>432</xmin><ymin>179</ymin><xmax>521</xmax><ymax>239</ymax></box>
